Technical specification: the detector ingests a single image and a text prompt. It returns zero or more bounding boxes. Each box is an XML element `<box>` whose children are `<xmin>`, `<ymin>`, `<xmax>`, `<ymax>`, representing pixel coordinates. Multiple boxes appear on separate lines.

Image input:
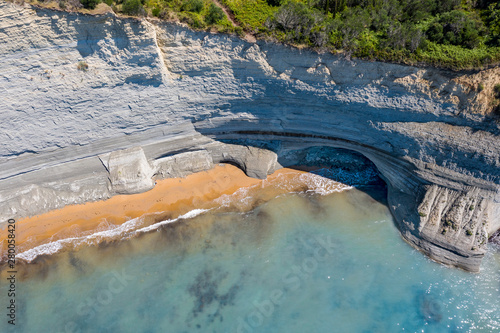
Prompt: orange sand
<box><xmin>1</xmin><ymin>165</ymin><xmax>312</xmax><ymax>256</ymax></box>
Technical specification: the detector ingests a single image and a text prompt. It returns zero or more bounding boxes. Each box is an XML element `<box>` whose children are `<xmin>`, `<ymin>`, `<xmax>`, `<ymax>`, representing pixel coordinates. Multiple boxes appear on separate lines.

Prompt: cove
<box><xmin>1</xmin><ymin>187</ymin><xmax>499</xmax><ymax>332</ymax></box>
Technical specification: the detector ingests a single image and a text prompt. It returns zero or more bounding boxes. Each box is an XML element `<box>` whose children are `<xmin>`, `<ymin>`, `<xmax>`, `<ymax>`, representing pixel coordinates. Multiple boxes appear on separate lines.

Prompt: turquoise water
<box><xmin>1</xmin><ymin>188</ymin><xmax>499</xmax><ymax>333</ymax></box>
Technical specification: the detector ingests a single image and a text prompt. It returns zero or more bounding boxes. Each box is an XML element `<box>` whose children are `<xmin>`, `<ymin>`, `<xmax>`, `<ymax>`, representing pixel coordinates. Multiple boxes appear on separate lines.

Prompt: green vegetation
<box><xmin>494</xmin><ymin>83</ymin><xmax>500</xmax><ymax>115</ymax></box>
<box><xmin>76</xmin><ymin>0</ymin><xmax>234</xmax><ymax>32</ymax></box>
<box><xmin>146</xmin><ymin>0</ymin><xmax>236</xmax><ymax>32</ymax></box>
<box><xmin>75</xmin><ymin>0</ymin><xmax>500</xmax><ymax>69</ymax></box>
<box><xmin>418</xmin><ymin>211</ymin><xmax>426</xmax><ymax>217</ymax></box>
<box><xmin>80</xmin><ymin>0</ymin><xmax>100</xmax><ymax>9</ymax></box>
<box><xmin>205</xmin><ymin>3</ymin><xmax>225</xmax><ymax>24</ymax></box>
<box><xmin>221</xmin><ymin>0</ymin><xmax>278</xmax><ymax>31</ymax></box>
<box><xmin>181</xmin><ymin>0</ymin><xmax>204</xmax><ymax>13</ymax></box>
<box><xmin>494</xmin><ymin>84</ymin><xmax>500</xmax><ymax>98</ymax></box>
<box><xmin>218</xmin><ymin>0</ymin><xmax>500</xmax><ymax>69</ymax></box>
<box><xmin>466</xmin><ymin>229</ymin><xmax>473</xmax><ymax>236</ymax></box>
<box><xmin>122</xmin><ymin>0</ymin><xmax>144</xmax><ymax>15</ymax></box>
<box><xmin>77</xmin><ymin>61</ymin><xmax>89</xmax><ymax>71</ymax></box>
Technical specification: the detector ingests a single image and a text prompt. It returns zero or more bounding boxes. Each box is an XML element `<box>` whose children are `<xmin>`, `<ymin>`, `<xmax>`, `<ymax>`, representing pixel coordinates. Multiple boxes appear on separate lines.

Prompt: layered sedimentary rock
<box><xmin>0</xmin><ymin>1</ymin><xmax>499</xmax><ymax>271</ymax></box>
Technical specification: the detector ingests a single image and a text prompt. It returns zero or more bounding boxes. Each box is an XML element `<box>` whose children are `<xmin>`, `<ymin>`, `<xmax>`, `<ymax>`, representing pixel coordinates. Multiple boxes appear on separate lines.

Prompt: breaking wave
<box><xmin>16</xmin><ymin>209</ymin><xmax>210</xmax><ymax>262</ymax></box>
<box><xmin>10</xmin><ymin>167</ymin><xmax>378</xmax><ymax>263</ymax></box>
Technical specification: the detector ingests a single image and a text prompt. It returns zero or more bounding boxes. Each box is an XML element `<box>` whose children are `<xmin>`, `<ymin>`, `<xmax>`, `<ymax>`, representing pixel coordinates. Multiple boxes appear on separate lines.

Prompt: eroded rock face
<box><xmin>0</xmin><ymin>1</ymin><xmax>499</xmax><ymax>271</ymax></box>
<box><xmin>100</xmin><ymin>147</ymin><xmax>155</xmax><ymax>194</ymax></box>
<box><xmin>153</xmin><ymin>150</ymin><xmax>214</xmax><ymax>179</ymax></box>
<box><xmin>207</xmin><ymin>143</ymin><xmax>279</xmax><ymax>179</ymax></box>
<box><xmin>414</xmin><ymin>185</ymin><xmax>490</xmax><ymax>271</ymax></box>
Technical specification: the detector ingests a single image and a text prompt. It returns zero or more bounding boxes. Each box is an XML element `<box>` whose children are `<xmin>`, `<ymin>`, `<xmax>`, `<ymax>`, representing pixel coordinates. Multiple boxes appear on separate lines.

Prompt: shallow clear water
<box><xmin>1</xmin><ymin>188</ymin><xmax>499</xmax><ymax>333</ymax></box>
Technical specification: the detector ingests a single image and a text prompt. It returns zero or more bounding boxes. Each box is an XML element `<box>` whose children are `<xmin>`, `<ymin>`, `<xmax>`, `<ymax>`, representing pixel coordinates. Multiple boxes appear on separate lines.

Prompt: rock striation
<box><xmin>0</xmin><ymin>1</ymin><xmax>499</xmax><ymax>271</ymax></box>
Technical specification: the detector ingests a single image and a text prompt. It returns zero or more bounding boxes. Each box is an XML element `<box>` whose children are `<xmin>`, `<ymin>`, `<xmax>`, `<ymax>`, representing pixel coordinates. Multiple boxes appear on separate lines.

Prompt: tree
<box><xmin>314</xmin><ymin>0</ymin><xmax>347</xmax><ymax>14</ymax></box>
<box><xmin>205</xmin><ymin>4</ymin><xmax>225</xmax><ymax>24</ymax></box>
<box><xmin>181</xmin><ymin>0</ymin><xmax>204</xmax><ymax>13</ymax></box>
<box><xmin>274</xmin><ymin>2</ymin><xmax>311</xmax><ymax>31</ymax></box>
<box><xmin>485</xmin><ymin>3</ymin><xmax>500</xmax><ymax>46</ymax></box>
<box><xmin>80</xmin><ymin>0</ymin><xmax>100</xmax><ymax>9</ymax></box>
<box><xmin>338</xmin><ymin>6</ymin><xmax>371</xmax><ymax>49</ymax></box>
<box><xmin>426</xmin><ymin>10</ymin><xmax>485</xmax><ymax>49</ymax></box>
<box><xmin>122</xmin><ymin>0</ymin><xmax>143</xmax><ymax>15</ymax></box>
<box><xmin>271</xmin><ymin>2</ymin><xmax>324</xmax><ymax>44</ymax></box>
<box><xmin>266</xmin><ymin>0</ymin><xmax>283</xmax><ymax>6</ymax></box>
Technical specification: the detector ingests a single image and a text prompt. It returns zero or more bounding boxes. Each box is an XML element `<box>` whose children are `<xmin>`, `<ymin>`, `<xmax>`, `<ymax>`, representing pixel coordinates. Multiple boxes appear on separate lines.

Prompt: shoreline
<box><xmin>1</xmin><ymin>0</ymin><xmax>498</xmax><ymax>272</ymax></box>
<box><xmin>0</xmin><ymin>164</ymin><xmax>352</xmax><ymax>263</ymax></box>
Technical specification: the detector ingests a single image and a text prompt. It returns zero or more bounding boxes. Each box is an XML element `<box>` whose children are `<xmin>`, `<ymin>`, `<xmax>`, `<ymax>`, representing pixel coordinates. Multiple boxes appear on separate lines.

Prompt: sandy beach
<box><xmin>1</xmin><ymin>164</ymin><xmax>345</xmax><ymax>260</ymax></box>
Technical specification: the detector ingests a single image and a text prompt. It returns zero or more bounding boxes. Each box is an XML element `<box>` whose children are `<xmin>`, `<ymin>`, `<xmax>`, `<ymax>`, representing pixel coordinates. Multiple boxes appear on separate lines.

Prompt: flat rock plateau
<box><xmin>1</xmin><ymin>1</ymin><xmax>499</xmax><ymax>271</ymax></box>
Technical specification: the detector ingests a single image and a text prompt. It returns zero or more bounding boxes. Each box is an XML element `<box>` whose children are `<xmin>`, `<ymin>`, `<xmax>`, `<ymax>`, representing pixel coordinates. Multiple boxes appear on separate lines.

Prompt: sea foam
<box><xmin>16</xmin><ymin>209</ymin><xmax>210</xmax><ymax>262</ymax></box>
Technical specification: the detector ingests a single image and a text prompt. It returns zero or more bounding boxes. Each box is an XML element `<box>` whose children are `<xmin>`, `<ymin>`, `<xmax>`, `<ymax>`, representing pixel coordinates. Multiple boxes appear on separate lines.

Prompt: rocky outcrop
<box><xmin>100</xmin><ymin>147</ymin><xmax>155</xmax><ymax>194</ymax></box>
<box><xmin>0</xmin><ymin>121</ymin><xmax>280</xmax><ymax>220</ymax></box>
<box><xmin>409</xmin><ymin>185</ymin><xmax>491</xmax><ymax>270</ymax></box>
<box><xmin>207</xmin><ymin>143</ymin><xmax>279</xmax><ymax>179</ymax></box>
<box><xmin>153</xmin><ymin>150</ymin><xmax>213</xmax><ymax>179</ymax></box>
<box><xmin>0</xmin><ymin>1</ymin><xmax>499</xmax><ymax>271</ymax></box>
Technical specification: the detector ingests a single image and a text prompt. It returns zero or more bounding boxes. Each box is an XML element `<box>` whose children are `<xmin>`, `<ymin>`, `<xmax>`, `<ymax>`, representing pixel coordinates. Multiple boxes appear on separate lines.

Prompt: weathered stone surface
<box><xmin>207</xmin><ymin>143</ymin><xmax>279</xmax><ymax>179</ymax></box>
<box><xmin>100</xmin><ymin>147</ymin><xmax>155</xmax><ymax>194</ymax></box>
<box><xmin>153</xmin><ymin>150</ymin><xmax>213</xmax><ymax>179</ymax></box>
<box><xmin>0</xmin><ymin>122</ymin><xmax>274</xmax><ymax>222</ymax></box>
<box><xmin>0</xmin><ymin>1</ymin><xmax>499</xmax><ymax>271</ymax></box>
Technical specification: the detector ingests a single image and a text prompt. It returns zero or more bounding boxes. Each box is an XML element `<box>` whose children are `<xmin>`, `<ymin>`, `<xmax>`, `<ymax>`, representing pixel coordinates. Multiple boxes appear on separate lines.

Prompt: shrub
<box><xmin>478</xmin><ymin>83</ymin><xmax>484</xmax><ymax>92</ymax></box>
<box><xmin>181</xmin><ymin>0</ymin><xmax>204</xmax><ymax>13</ymax></box>
<box><xmin>270</xmin><ymin>2</ymin><xmax>324</xmax><ymax>45</ymax></box>
<box><xmin>494</xmin><ymin>104</ymin><xmax>500</xmax><ymax>116</ymax></box>
<box><xmin>485</xmin><ymin>3</ymin><xmax>500</xmax><ymax>46</ymax></box>
<box><xmin>180</xmin><ymin>12</ymin><xmax>207</xmax><ymax>29</ymax></box>
<box><xmin>152</xmin><ymin>6</ymin><xmax>161</xmax><ymax>17</ymax></box>
<box><xmin>339</xmin><ymin>7</ymin><xmax>371</xmax><ymax>49</ymax></box>
<box><xmin>225</xmin><ymin>0</ymin><xmax>277</xmax><ymax>31</ymax></box>
<box><xmin>426</xmin><ymin>10</ymin><xmax>485</xmax><ymax>49</ymax></box>
<box><xmin>273</xmin><ymin>1</ymin><xmax>311</xmax><ymax>31</ymax></box>
<box><xmin>494</xmin><ymin>84</ymin><xmax>500</xmax><ymax>97</ymax></box>
<box><xmin>80</xmin><ymin>0</ymin><xmax>100</xmax><ymax>9</ymax></box>
<box><xmin>314</xmin><ymin>0</ymin><xmax>347</xmax><ymax>14</ymax></box>
<box><xmin>401</xmin><ymin>0</ymin><xmax>436</xmax><ymax>23</ymax></box>
<box><xmin>266</xmin><ymin>0</ymin><xmax>283</xmax><ymax>6</ymax></box>
<box><xmin>205</xmin><ymin>3</ymin><xmax>225</xmax><ymax>24</ymax></box>
<box><xmin>77</xmin><ymin>61</ymin><xmax>89</xmax><ymax>71</ymax></box>
<box><xmin>122</xmin><ymin>0</ymin><xmax>143</xmax><ymax>15</ymax></box>
<box><xmin>426</xmin><ymin>22</ymin><xmax>444</xmax><ymax>43</ymax></box>
<box><xmin>384</xmin><ymin>21</ymin><xmax>423</xmax><ymax>52</ymax></box>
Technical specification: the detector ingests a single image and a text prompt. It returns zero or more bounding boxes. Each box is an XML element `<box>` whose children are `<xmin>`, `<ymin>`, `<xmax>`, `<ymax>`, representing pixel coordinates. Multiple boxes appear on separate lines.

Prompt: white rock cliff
<box><xmin>0</xmin><ymin>1</ymin><xmax>499</xmax><ymax>271</ymax></box>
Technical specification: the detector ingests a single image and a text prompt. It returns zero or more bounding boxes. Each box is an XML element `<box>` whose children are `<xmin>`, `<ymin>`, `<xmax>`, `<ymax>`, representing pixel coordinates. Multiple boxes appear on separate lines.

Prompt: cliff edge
<box><xmin>0</xmin><ymin>1</ymin><xmax>499</xmax><ymax>271</ymax></box>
